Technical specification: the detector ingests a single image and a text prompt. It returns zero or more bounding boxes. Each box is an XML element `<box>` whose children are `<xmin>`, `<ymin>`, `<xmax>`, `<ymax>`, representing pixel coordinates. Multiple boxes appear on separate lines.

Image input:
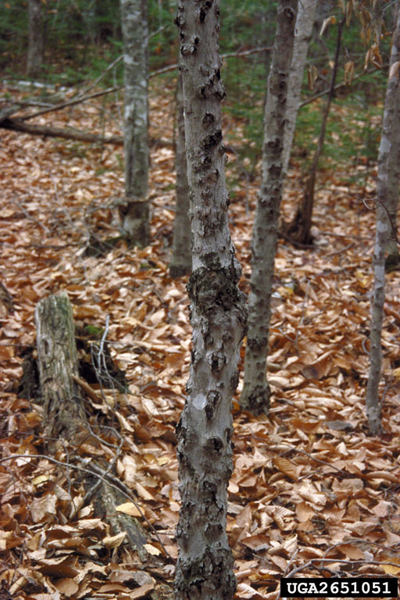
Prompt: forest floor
<box><xmin>1</xmin><ymin>79</ymin><xmax>400</xmax><ymax>600</ymax></box>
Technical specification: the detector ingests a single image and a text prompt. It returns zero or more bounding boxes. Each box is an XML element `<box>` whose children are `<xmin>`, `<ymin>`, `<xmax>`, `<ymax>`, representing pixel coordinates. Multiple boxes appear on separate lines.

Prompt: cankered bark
<box><xmin>240</xmin><ymin>0</ymin><xmax>298</xmax><ymax>415</ymax></box>
<box><xmin>175</xmin><ymin>2</ymin><xmax>247</xmax><ymax>598</ymax></box>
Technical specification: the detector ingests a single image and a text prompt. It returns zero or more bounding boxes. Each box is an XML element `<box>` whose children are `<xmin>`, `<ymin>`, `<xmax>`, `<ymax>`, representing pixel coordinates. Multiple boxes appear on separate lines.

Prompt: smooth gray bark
<box><xmin>240</xmin><ymin>0</ymin><xmax>298</xmax><ymax>415</ymax></box>
<box><xmin>170</xmin><ymin>73</ymin><xmax>192</xmax><ymax>278</ymax></box>
<box><xmin>282</xmin><ymin>0</ymin><xmax>317</xmax><ymax>176</ymax></box>
<box><xmin>284</xmin><ymin>17</ymin><xmax>344</xmax><ymax>245</ymax></box>
<box><xmin>27</xmin><ymin>0</ymin><xmax>44</xmax><ymax>78</ymax></box>
<box><xmin>175</xmin><ymin>1</ymin><xmax>247</xmax><ymax>598</ymax></box>
<box><xmin>366</xmin><ymin>4</ymin><xmax>400</xmax><ymax>436</ymax></box>
<box><xmin>120</xmin><ymin>0</ymin><xmax>150</xmax><ymax>246</ymax></box>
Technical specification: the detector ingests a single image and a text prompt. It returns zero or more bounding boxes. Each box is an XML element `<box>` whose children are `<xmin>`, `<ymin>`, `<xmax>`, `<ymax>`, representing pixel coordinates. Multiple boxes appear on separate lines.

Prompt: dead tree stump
<box><xmin>35</xmin><ymin>292</ymin><xmax>148</xmax><ymax>558</ymax></box>
<box><xmin>36</xmin><ymin>292</ymin><xmax>86</xmax><ymax>439</ymax></box>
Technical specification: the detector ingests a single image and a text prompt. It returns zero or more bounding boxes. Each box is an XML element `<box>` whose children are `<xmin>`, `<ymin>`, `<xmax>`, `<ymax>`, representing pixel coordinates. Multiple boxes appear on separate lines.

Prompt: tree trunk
<box><xmin>27</xmin><ymin>0</ymin><xmax>44</xmax><ymax>78</ymax></box>
<box><xmin>366</xmin><ymin>4</ymin><xmax>400</xmax><ymax>436</ymax></box>
<box><xmin>240</xmin><ymin>0</ymin><xmax>298</xmax><ymax>415</ymax></box>
<box><xmin>35</xmin><ymin>292</ymin><xmax>149</xmax><ymax>556</ymax></box>
<box><xmin>282</xmin><ymin>0</ymin><xmax>317</xmax><ymax>176</ymax></box>
<box><xmin>170</xmin><ymin>73</ymin><xmax>192</xmax><ymax>278</ymax></box>
<box><xmin>175</xmin><ymin>2</ymin><xmax>247</xmax><ymax>599</ymax></box>
<box><xmin>284</xmin><ymin>18</ymin><xmax>344</xmax><ymax>245</ymax></box>
<box><xmin>120</xmin><ymin>0</ymin><xmax>150</xmax><ymax>247</ymax></box>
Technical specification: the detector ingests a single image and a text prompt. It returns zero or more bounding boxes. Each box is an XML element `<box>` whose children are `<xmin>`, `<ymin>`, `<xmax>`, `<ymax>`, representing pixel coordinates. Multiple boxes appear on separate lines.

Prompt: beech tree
<box><xmin>240</xmin><ymin>0</ymin><xmax>298</xmax><ymax>415</ymax></box>
<box><xmin>284</xmin><ymin>16</ymin><xmax>345</xmax><ymax>245</ymax></box>
<box><xmin>282</xmin><ymin>0</ymin><xmax>317</xmax><ymax>177</ymax></box>
<box><xmin>174</xmin><ymin>1</ymin><xmax>247</xmax><ymax>598</ymax></box>
<box><xmin>366</xmin><ymin>2</ymin><xmax>400</xmax><ymax>436</ymax></box>
<box><xmin>170</xmin><ymin>73</ymin><xmax>192</xmax><ymax>278</ymax></box>
<box><xmin>120</xmin><ymin>0</ymin><xmax>150</xmax><ymax>246</ymax></box>
<box><xmin>27</xmin><ymin>0</ymin><xmax>44</xmax><ymax>78</ymax></box>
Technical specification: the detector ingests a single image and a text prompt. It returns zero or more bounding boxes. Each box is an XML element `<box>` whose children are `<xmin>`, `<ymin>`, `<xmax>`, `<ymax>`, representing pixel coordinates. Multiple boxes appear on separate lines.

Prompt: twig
<box><xmin>0</xmin><ymin>453</ymin><xmax>172</xmax><ymax>559</ymax></box>
<box><xmin>299</xmin><ymin>67</ymin><xmax>380</xmax><ymax>108</ymax></box>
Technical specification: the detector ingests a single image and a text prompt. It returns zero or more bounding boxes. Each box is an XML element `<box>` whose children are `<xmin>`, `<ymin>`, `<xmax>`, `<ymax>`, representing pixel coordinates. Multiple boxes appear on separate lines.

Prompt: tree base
<box><xmin>385</xmin><ymin>251</ymin><xmax>400</xmax><ymax>272</ymax></box>
<box><xmin>118</xmin><ymin>198</ymin><xmax>150</xmax><ymax>248</ymax></box>
<box><xmin>240</xmin><ymin>383</ymin><xmax>271</xmax><ymax>416</ymax></box>
<box><xmin>169</xmin><ymin>263</ymin><xmax>192</xmax><ymax>278</ymax></box>
<box><xmin>281</xmin><ymin>214</ymin><xmax>314</xmax><ymax>247</ymax></box>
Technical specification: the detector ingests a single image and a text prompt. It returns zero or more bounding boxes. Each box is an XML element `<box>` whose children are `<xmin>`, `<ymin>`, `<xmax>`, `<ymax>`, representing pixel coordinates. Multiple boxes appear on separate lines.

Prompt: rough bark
<box><xmin>35</xmin><ymin>293</ymin><xmax>149</xmax><ymax>555</ymax></box>
<box><xmin>27</xmin><ymin>0</ymin><xmax>44</xmax><ymax>78</ymax></box>
<box><xmin>282</xmin><ymin>0</ymin><xmax>317</xmax><ymax>176</ymax></box>
<box><xmin>175</xmin><ymin>2</ymin><xmax>247</xmax><ymax>599</ymax></box>
<box><xmin>120</xmin><ymin>0</ymin><xmax>150</xmax><ymax>246</ymax></box>
<box><xmin>240</xmin><ymin>0</ymin><xmax>298</xmax><ymax>415</ymax></box>
<box><xmin>35</xmin><ymin>293</ymin><xmax>86</xmax><ymax>440</ymax></box>
<box><xmin>366</xmin><ymin>5</ymin><xmax>400</xmax><ymax>436</ymax></box>
<box><xmin>170</xmin><ymin>73</ymin><xmax>192</xmax><ymax>278</ymax></box>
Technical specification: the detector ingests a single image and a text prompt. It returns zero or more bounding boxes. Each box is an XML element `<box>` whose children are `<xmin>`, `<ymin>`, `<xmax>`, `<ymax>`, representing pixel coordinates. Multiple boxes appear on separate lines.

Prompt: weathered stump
<box><xmin>35</xmin><ymin>292</ymin><xmax>148</xmax><ymax>558</ymax></box>
<box><xmin>36</xmin><ymin>292</ymin><xmax>86</xmax><ymax>439</ymax></box>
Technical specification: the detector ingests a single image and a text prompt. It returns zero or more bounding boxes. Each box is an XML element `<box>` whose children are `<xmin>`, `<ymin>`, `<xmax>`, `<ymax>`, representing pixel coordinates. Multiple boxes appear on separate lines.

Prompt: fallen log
<box><xmin>2</xmin><ymin>116</ymin><xmax>124</xmax><ymax>145</ymax></box>
<box><xmin>1</xmin><ymin>116</ymin><xmax>173</xmax><ymax>148</ymax></box>
<box><xmin>35</xmin><ymin>292</ymin><xmax>148</xmax><ymax>558</ymax></box>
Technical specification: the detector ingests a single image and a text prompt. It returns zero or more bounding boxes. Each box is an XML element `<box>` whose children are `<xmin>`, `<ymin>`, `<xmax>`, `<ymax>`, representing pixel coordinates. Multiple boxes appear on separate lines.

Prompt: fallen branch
<box><xmin>1</xmin><ymin>116</ymin><xmax>124</xmax><ymax>144</ymax></box>
<box><xmin>1</xmin><ymin>116</ymin><xmax>173</xmax><ymax>148</ymax></box>
<box><xmin>19</xmin><ymin>46</ymin><xmax>272</xmax><ymax>122</ymax></box>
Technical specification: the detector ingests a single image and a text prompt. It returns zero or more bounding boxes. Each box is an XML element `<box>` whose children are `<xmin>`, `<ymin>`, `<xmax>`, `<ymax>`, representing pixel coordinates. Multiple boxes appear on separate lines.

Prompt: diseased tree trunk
<box><xmin>284</xmin><ymin>18</ymin><xmax>344</xmax><ymax>245</ymax></box>
<box><xmin>366</xmin><ymin>4</ymin><xmax>400</xmax><ymax>436</ymax></box>
<box><xmin>282</xmin><ymin>0</ymin><xmax>317</xmax><ymax>176</ymax></box>
<box><xmin>27</xmin><ymin>0</ymin><xmax>44</xmax><ymax>78</ymax></box>
<box><xmin>175</xmin><ymin>2</ymin><xmax>247</xmax><ymax>599</ymax></box>
<box><xmin>240</xmin><ymin>0</ymin><xmax>298</xmax><ymax>416</ymax></box>
<box><xmin>170</xmin><ymin>73</ymin><xmax>192</xmax><ymax>278</ymax></box>
<box><xmin>35</xmin><ymin>292</ymin><xmax>149</xmax><ymax>556</ymax></box>
<box><xmin>120</xmin><ymin>0</ymin><xmax>150</xmax><ymax>246</ymax></box>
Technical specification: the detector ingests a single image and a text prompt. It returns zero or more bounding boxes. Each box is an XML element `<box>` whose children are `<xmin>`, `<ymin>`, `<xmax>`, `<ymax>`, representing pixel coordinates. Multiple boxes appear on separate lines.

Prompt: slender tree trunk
<box><xmin>175</xmin><ymin>2</ymin><xmax>247</xmax><ymax>599</ymax></box>
<box><xmin>284</xmin><ymin>18</ymin><xmax>344</xmax><ymax>245</ymax></box>
<box><xmin>170</xmin><ymin>73</ymin><xmax>192</xmax><ymax>278</ymax></box>
<box><xmin>120</xmin><ymin>0</ymin><xmax>150</xmax><ymax>246</ymax></box>
<box><xmin>27</xmin><ymin>0</ymin><xmax>44</xmax><ymax>78</ymax></box>
<box><xmin>282</xmin><ymin>0</ymin><xmax>317</xmax><ymax>176</ymax></box>
<box><xmin>240</xmin><ymin>0</ymin><xmax>298</xmax><ymax>415</ymax></box>
<box><xmin>366</xmin><ymin>4</ymin><xmax>400</xmax><ymax>436</ymax></box>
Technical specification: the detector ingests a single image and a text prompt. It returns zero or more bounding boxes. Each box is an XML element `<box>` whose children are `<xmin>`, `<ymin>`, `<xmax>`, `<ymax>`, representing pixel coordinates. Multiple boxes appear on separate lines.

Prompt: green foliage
<box><xmin>0</xmin><ymin>0</ymin><xmax>391</xmax><ymax>186</ymax></box>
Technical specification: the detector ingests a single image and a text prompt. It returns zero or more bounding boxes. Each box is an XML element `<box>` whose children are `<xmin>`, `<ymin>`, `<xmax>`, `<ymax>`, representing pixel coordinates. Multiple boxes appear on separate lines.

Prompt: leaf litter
<box><xmin>0</xmin><ymin>81</ymin><xmax>400</xmax><ymax>599</ymax></box>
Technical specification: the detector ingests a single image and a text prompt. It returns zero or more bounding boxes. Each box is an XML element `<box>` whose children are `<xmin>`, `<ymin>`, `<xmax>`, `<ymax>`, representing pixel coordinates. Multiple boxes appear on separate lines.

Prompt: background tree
<box><xmin>120</xmin><ymin>0</ymin><xmax>150</xmax><ymax>247</ymax></box>
<box><xmin>174</xmin><ymin>1</ymin><xmax>247</xmax><ymax>598</ymax></box>
<box><xmin>366</xmin><ymin>1</ymin><xmax>400</xmax><ymax>436</ymax></box>
<box><xmin>240</xmin><ymin>0</ymin><xmax>298</xmax><ymax>415</ymax></box>
<box><xmin>27</xmin><ymin>0</ymin><xmax>44</xmax><ymax>78</ymax></box>
<box><xmin>284</xmin><ymin>15</ymin><xmax>345</xmax><ymax>245</ymax></box>
<box><xmin>169</xmin><ymin>73</ymin><xmax>191</xmax><ymax>278</ymax></box>
<box><xmin>282</xmin><ymin>0</ymin><xmax>317</xmax><ymax>177</ymax></box>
